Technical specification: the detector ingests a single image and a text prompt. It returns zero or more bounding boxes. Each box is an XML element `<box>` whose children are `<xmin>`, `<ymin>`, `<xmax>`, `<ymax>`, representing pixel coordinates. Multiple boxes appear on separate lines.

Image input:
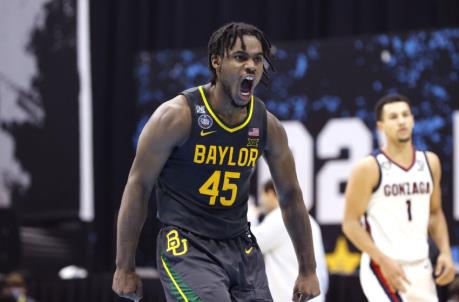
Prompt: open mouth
<box><xmin>240</xmin><ymin>75</ymin><xmax>255</xmax><ymax>97</ymax></box>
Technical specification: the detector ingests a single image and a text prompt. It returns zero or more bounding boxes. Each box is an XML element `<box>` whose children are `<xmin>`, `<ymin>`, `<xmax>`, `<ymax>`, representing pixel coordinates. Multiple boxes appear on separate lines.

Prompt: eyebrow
<box><xmin>231</xmin><ymin>50</ymin><xmax>263</xmax><ymax>55</ymax></box>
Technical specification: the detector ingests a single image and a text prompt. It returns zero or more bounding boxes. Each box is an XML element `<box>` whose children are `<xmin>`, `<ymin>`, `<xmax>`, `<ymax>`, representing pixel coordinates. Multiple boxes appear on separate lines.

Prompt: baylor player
<box><xmin>112</xmin><ymin>22</ymin><xmax>320</xmax><ymax>302</ymax></box>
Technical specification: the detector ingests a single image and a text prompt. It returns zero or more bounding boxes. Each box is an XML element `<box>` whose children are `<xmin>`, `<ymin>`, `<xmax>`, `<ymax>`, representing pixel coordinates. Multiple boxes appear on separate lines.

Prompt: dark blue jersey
<box><xmin>156</xmin><ymin>84</ymin><xmax>267</xmax><ymax>239</ymax></box>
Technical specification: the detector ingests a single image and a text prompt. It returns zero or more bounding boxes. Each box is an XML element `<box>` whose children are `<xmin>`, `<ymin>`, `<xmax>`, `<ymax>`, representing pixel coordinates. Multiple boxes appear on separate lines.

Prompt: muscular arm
<box><xmin>115</xmin><ymin>96</ymin><xmax>190</xmax><ymax>271</ymax></box>
<box><xmin>426</xmin><ymin>152</ymin><xmax>455</xmax><ymax>285</ymax></box>
<box><xmin>263</xmin><ymin>112</ymin><xmax>319</xmax><ymax>300</ymax></box>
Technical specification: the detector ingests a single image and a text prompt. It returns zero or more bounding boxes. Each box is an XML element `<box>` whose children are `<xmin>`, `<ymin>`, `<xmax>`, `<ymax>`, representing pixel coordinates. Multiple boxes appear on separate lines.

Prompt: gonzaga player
<box><xmin>342</xmin><ymin>94</ymin><xmax>455</xmax><ymax>301</ymax></box>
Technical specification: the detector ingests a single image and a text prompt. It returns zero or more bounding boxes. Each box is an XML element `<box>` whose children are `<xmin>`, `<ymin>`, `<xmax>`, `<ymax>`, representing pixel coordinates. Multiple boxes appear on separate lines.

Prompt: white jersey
<box><xmin>365</xmin><ymin>149</ymin><xmax>433</xmax><ymax>262</ymax></box>
<box><xmin>251</xmin><ymin>209</ymin><xmax>329</xmax><ymax>302</ymax></box>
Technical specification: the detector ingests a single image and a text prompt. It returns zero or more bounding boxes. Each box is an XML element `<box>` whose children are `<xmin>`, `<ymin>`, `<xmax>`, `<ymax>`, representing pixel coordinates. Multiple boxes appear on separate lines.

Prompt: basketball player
<box><xmin>112</xmin><ymin>22</ymin><xmax>320</xmax><ymax>302</ymax></box>
<box><xmin>342</xmin><ymin>94</ymin><xmax>455</xmax><ymax>301</ymax></box>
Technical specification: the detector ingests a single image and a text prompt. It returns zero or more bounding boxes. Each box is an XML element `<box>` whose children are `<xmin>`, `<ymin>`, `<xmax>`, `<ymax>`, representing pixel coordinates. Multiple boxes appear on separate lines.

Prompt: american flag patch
<box><xmin>248</xmin><ymin>127</ymin><xmax>259</xmax><ymax>137</ymax></box>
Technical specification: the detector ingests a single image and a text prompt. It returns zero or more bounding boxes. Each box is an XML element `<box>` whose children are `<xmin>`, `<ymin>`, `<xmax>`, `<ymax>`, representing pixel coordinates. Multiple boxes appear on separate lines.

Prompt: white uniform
<box><xmin>360</xmin><ymin>149</ymin><xmax>438</xmax><ymax>302</ymax></box>
<box><xmin>252</xmin><ymin>209</ymin><xmax>329</xmax><ymax>302</ymax></box>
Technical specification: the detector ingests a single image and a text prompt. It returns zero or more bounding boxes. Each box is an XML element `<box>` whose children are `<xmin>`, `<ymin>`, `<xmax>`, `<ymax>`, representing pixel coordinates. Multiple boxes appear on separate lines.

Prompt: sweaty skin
<box><xmin>112</xmin><ymin>34</ymin><xmax>320</xmax><ymax>302</ymax></box>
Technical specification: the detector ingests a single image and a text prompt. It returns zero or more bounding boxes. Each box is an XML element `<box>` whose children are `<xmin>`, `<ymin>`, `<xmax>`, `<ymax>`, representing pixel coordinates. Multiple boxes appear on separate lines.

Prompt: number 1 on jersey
<box><xmin>199</xmin><ymin>170</ymin><xmax>240</xmax><ymax>206</ymax></box>
<box><xmin>406</xmin><ymin>199</ymin><xmax>412</xmax><ymax>221</ymax></box>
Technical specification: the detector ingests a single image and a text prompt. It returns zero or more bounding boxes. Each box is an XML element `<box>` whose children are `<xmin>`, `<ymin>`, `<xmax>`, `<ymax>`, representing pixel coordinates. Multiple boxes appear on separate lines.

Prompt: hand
<box><xmin>434</xmin><ymin>252</ymin><xmax>455</xmax><ymax>285</ymax></box>
<box><xmin>112</xmin><ymin>268</ymin><xmax>143</xmax><ymax>301</ymax></box>
<box><xmin>378</xmin><ymin>256</ymin><xmax>410</xmax><ymax>293</ymax></box>
<box><xmin>291</xmin><ymin>272</ymin><xmax>320</xmax><ymax>302</ymax></box>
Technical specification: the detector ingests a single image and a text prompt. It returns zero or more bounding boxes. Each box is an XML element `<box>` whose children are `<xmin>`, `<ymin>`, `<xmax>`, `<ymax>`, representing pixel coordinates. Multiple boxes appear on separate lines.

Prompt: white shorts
<box><xmin>360</xmin><ymin>253</ymin><xmax>438</xmax><ymax>302</ymax></box>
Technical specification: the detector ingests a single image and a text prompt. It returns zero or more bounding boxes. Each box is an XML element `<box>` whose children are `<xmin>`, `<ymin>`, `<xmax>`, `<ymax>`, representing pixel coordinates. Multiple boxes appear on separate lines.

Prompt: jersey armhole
<box><xmin>260</xmin><ymin>100</ymin><xmax>268</xmax><ymax>154</ymax></box>
<box><xmin>176</xmin><ymin>92</ymin><xmax>195</xmax><ymax>148</ymax></box>
<box><xmin>371</xmin><ymin>154</ymin><xmax>382</xmax><ymax>193</ymax></box>
<box><xmin>423</xmin><ymin>151</ymin><xmax>434</xmax><ymax>183</ymax></box>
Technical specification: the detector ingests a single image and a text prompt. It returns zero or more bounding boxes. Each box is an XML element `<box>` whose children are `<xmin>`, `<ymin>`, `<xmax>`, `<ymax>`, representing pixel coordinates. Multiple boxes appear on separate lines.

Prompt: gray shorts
<box><xmin>157</xmin><ymin>225</ymin><xmax>273</xmax><ymax>302</ymax></box>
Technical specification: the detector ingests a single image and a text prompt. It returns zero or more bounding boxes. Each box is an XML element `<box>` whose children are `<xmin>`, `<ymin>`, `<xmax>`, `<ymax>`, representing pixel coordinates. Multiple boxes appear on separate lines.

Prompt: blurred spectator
<box><xmin>1</xmin><ymin>272</ymin><xmax>37</xmax><ymax>302</ymax></box>
<box><xmin>251</xmin><ymin>179</ymin><xmax>329</xmax><ymax>302</ymax></box>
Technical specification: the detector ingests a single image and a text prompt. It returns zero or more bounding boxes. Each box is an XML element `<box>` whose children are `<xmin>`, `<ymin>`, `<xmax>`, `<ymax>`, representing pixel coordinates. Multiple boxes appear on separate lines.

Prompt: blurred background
<box><xmin>1</xmin><ymin>0</ymin><xmax>459</xmax><ymax>301</ymax></box>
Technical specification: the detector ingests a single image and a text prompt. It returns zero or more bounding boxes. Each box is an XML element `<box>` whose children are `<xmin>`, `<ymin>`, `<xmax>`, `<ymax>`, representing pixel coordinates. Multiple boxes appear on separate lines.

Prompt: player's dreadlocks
<box><xmin>208</xmin><ymin>22</ymin><xmax>275</xmax><ymax>86</ymax></box>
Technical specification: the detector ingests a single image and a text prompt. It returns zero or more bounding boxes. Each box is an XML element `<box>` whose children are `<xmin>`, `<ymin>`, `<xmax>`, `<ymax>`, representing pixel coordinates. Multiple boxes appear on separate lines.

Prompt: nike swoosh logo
<box><xmin>245</xmin><ymin>247</ymin><xmax>253</xmax><ymax>254</ymax></box>
<box><xmin>200</xmin><ymin>130</ymin><xmax>217</xmax><ymax>137</ymax></box>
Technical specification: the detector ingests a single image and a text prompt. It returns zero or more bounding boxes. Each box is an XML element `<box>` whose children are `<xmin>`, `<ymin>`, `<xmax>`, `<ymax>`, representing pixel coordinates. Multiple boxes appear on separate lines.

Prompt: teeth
<box><xmin>244</xmin><ymin>76</ymin><xmax>255</xmax><ymax>81</ymax></box>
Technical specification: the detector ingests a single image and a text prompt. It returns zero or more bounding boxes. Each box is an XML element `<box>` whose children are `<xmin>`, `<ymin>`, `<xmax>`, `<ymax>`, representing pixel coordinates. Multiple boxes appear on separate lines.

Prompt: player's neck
<box><xmin>207</xmin><ymin>83</ymin><xmax>247</xmax><ymax>125</ymax></box>
<box><xmin>382</xmin><ymin>141</ymin><xmax>414</xmax><ymax>166</ymax></box>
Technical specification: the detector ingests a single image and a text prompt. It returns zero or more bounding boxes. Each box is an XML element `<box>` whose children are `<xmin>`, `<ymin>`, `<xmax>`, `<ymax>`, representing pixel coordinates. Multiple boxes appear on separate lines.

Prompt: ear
<box><xmin>211</xmin><ymin>55</ymin><xmax>221</xmax><ymax>70</ymax></box>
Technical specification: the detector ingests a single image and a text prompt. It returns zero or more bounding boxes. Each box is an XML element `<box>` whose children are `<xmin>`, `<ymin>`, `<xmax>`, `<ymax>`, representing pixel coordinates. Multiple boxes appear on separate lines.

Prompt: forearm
<box><xmin>429</xmin><ymin>210</ymin><xmax>451</xmax><ymax>255</ymax></box>
<box><xmin>279</xmin><ymin>192</ymin><xmax>316</xmax><ymax>275</ymax></box>
<box><xmin>342</xmin><ymin>219</ymin><xmax>386</xmax><ymax>264</ymax></box>
<box><xmin>115</xmin><ymin>181</ymin><xmax>150</xmax><ymax>270</ymax></box>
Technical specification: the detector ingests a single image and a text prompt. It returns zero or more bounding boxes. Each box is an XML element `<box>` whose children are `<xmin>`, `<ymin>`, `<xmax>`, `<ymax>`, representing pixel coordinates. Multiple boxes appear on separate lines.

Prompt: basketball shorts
<box><xmin>360</xmin><ymin>253</ymin><xmax>437</xmax><ymax>302</ymax></box>
<box><xmin>157</xmin><ymin>224</ymin><xmax>273</xmax><ymax>302</ymax></box>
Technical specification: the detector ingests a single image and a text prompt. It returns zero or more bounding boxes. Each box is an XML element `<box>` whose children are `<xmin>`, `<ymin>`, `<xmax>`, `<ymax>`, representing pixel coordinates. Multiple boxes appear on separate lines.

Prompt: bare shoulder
<box><xmin>349</xmin><ymin>155</ymin><xmax>379</xmax><ymax>185</ymax></box>
<box><xmin>425</xmin><ymin>151</ymin><xmax>441</xmax><ymax>178</ymax></box>
<box><xmin>152</xmin><ymin>95</ymin><xmax>190</xmax><ymax>127</ymax></box>
<box><xmin>266</xmin><ymin>110</ymin><xmax>282</xmax><ymax>131</ymax></box>
<box><xmin>265</xmin><ymin>111</ymin><xmax>287</xmax><ymax>153</ymax></box>
<box><xmin>425</xmin><ymin>151</ymin><xmax>441</xmax><ymax>167</ymax></box>
<box><xmin>141</xmin><ymin>95</ymin><xmax>191</xmax><ymax>147</ymax></box>
<box><xmin>356</xmin><ymin>155</ymin><xmax>379</xmax><ymax>171</ymax></box>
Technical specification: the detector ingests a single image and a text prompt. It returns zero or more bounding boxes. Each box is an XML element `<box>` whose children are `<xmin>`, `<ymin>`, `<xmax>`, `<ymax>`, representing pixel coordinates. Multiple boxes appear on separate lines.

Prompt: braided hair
<box><xmin>207</xmin><ymin>22</ymin><xmax>275</xmax><ymax>86</ymax></box>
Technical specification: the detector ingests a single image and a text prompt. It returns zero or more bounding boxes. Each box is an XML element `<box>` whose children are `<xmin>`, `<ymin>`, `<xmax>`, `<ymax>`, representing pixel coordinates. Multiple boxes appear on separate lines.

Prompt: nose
<box><xmin>245</xmin><ymin>65</ymin><xmax>256</xmax><ymax>74</ymax></box>
<box><xmin>245</xmin><ymin>59</ymin><xmax>256</xmax><ymax>74</ymax></box>
<box><xmin>397</xmin><ymin>116</ymin><xmax>406</xmax><ymax>125</ymax></box>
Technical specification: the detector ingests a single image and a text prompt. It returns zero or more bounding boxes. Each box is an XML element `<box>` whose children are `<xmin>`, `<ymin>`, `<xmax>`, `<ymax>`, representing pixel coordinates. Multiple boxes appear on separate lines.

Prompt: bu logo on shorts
<box><xmin>166</xmin><ymin>229</ymin><xmax>188</xmax><ymax>256</ymax></box>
